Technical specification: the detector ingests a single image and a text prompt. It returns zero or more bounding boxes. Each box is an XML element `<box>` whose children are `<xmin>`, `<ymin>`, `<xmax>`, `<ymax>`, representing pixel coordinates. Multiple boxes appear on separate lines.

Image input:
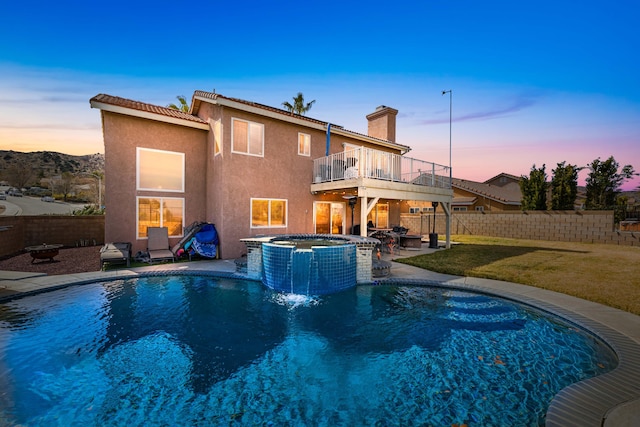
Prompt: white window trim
<box><xmin>369</xmin><ymin>202</ymin><xmax>389</xmax><ymax>228</ymax></box>
<box><xmin>136</xmin><ymin>147</ymin><xmax>185</xmax><ymax>192</ymax></box>
<box><xmin>231</xmin><ymin>117</ymin><xmax>265</xmax><ymax>157</ymax></box>
<box><xmin>250</xmin><ymin>198</ymin><xmax>288</xmax><ymax>229</ymax></box>
<box><xmin>313</xmin><ymin>201</ymin><xmax>346</xmax><ymax>234</ymax></box>
<box><xmin>136</xmin><ymin>196</ymin><xmax>185</xmax><ymax>239</ymax></box>
<box><xmin>298</xmin><ymin>132</ymin><xmax>311</xmax><ymax>156</ymax></box>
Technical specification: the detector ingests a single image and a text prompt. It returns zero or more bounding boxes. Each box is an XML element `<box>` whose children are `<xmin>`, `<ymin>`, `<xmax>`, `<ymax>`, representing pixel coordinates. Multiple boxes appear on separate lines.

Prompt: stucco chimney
<box><xmin>366</xmin><ymin>105</ymin><xmax>399</xmax><ymax>142</ymax></box>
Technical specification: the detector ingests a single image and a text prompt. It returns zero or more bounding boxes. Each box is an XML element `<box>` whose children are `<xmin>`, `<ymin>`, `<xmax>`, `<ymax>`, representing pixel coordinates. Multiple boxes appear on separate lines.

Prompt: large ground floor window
<box><xmin>137</xmin><ymin>197</ymin><xmax>184</xmax><ymax>239</ymax></box>
<box><xmin>251</xmin><ymin>198</ymin><xmax>287</xmax><ymax>228</ymax></box>
<box><xmin>314</xmin><ymin>202</ymin><xmax>345</xmax><ymax>234</ymax></box>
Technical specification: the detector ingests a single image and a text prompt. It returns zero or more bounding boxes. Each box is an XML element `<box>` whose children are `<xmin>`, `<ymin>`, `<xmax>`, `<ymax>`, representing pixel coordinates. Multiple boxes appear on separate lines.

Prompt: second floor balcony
<box><xmin>313</xmin><ymin>147</ymin><xmax>451</xmax><ymax>189</ymax></box>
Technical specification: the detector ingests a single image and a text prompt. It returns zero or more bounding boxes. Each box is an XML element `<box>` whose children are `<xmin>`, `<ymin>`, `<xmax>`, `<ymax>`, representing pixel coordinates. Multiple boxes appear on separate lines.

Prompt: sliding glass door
<box><xmin>314</xmin><ymin>202</ymin><xmax>345</xmax><ymax>234</ymax></box>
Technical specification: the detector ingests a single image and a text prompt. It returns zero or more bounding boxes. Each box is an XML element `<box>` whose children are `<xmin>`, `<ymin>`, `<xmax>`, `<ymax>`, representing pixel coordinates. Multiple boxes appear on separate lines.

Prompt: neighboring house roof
<box><xmin>452</xmin><ymin>196</ymin><xmax>476</xmax><ymax>206</ymax></box>
<box><xmin>452</xmin><ymin>177</ymin><xmax>522</xmax><ymax>206</ymax></box>
<box><xmin>90</xmin><ymin>94</ymin><xmax>209</xmax><ymax>129</ymax></box>
<box><xmin>484</xmin><ymin>172</ymin><xmax>521</xmax><ymax>184</ymax></box>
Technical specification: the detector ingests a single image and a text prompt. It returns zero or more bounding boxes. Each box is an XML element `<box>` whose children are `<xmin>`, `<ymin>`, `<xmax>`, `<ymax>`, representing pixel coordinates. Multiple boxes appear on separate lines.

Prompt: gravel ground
<box><xmin>0</xmin><ymin>246</ymin><xmax>102</xmax><ymax>275</ymax></box>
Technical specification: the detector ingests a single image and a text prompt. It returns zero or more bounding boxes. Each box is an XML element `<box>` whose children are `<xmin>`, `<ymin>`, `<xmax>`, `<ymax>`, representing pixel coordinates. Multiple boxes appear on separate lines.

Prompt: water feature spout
<box><xmin>241</xmin><ymin>234</ymin><xmax>380</xmax><ymax>294</ymax></box>
<box><xmin>290</xmin><ymin>249</ymin><xmax>313</xmax><ymax>295</ymax></box>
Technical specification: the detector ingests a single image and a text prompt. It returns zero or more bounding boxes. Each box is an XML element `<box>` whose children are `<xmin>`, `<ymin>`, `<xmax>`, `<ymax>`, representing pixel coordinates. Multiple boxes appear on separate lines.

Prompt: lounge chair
<box><xmin>100</xmin><ymin>242</ymin><xmax>131</xmax><ymax>270</ymax></box>
<box><xmin>147</xmin><ymin>227</ymin><xmax>175</xmax><ymax>264</ymax></box>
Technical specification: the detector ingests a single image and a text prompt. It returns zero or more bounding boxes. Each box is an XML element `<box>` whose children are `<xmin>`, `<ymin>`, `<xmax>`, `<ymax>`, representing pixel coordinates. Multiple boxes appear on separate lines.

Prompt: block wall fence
<box><xmin>1</xmin><ymin>212</ymin><xmax>637</xmax><ymax>260</ymax></box>
<box><xmin>0</xmin><ymin>216</ymin><xmax>105</xmax><ymax>258</ymax></box>
<box><xmin>400</xmin><ymin>210</ymin><xmax>639</xmax><ymax>247</ymax></box>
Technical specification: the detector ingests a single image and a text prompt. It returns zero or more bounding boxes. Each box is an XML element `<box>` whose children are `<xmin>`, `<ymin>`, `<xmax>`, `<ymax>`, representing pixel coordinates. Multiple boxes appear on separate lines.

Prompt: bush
<box><xmin>72</xmin><ymin>205</ymin><xmax>105</xmax><ymax>215</ymax></box>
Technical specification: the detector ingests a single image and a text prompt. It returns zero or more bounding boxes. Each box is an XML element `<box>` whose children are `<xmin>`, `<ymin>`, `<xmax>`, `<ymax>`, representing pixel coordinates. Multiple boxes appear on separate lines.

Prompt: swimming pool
<box><xmin>0</xmin><ymin>275</ymin><xmax>617</xmax><ymax>426</ymax></box>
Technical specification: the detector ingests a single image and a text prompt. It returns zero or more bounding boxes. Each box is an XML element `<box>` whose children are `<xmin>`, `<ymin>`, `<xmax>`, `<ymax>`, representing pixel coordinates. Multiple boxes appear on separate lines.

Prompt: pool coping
<box><xmin>1</xmin><ymin>258</ymin><xmax>639</xmax><ymax>426</ymax></box>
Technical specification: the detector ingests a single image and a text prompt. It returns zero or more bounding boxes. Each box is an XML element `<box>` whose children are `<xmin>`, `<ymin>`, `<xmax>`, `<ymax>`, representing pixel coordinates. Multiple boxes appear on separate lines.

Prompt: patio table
<box><xmin>24</xmin><ymin>244</ymin><xmax>63</xmax><ymax>263</ymax></box>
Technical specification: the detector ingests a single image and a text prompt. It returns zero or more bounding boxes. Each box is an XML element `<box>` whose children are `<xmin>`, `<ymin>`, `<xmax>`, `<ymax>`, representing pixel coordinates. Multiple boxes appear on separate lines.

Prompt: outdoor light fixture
<box><xmin>430</xmin><ymin>201</ymin><xmax>439</xmax><ymax>248</ymax></box>
<box><xmin>342</xmin><ymin>195</ymin><xmax>357</xmax><ymax>234</ymax></box>
<box><xmin>431</xmin><ymin>201</ymin><xmax>439</xmax><ymax>232</ymax></box>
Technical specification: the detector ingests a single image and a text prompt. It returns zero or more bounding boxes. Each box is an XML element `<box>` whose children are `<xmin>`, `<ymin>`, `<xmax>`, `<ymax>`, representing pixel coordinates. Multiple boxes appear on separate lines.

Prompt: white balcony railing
<box><xmin>313</xmin><ymin>147</ymin><xmax>451</xmax><ymax>189</ymax></box>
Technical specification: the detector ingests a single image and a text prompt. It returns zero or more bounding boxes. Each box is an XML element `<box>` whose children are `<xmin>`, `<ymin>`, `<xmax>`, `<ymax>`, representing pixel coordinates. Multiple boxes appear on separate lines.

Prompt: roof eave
<box><xmin>90</xmin><ymin>100</ymin><xmax>209</xmax><ymax>130</ymax></box>
<box><xmin>193</xmin><ymin>94</ymin><xmax>327</xmax><ymax>132</ymax></box>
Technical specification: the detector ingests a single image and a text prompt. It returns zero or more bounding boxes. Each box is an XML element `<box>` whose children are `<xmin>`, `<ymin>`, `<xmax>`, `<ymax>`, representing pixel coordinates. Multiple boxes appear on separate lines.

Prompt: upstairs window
<box><xmin>137</xmin><ymin>148</ymin><xmax>185</xmax><ymax>192</ymax></box>
<box><xmin>232</xmin><ymin>118</ymin><xmax>264</xmax><ymax>157</ymax></box>
<box><xmin>212</xmin><ymin>119</ymin><xmax>222</xmax><ymax>157</ymax></box>
<box><xmin>298</xmin><ymin>133</ymin><xmax>310</xmax><ymax>156</ymax></box>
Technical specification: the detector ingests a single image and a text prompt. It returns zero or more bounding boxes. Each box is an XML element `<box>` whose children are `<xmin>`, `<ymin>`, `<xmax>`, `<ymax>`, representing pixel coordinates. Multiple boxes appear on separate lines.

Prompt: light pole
<box><xmin>441</xmin><ymin>90</ymin><xmax>452</xmax><ymax>184</ymax></box>
<box><xmin>442</xmin><ymin>90</ymin><xmax>452</xmax><ymax>251</ymax></box>
<box><xmin>77</xmin><ymin>172</ymin><xmax>102</xmax><ymax>208</ymax></box>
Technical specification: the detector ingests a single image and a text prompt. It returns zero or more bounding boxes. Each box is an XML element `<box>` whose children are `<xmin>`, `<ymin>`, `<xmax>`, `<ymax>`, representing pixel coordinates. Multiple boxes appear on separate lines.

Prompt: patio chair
<box><xmin>147</xmin><ymin>227</ymin><xmax>175</xmax><ymax>264</ymax></box>
<box><xmin>100</xmin><ymin>242</ymin><xmax>131</xmax><ymax>270</ymax></box>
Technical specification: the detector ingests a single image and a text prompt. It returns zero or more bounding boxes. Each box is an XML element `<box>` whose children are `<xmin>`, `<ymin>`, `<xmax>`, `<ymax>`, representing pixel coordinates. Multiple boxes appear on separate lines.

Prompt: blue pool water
<box><xmin>0</xmin><ymin>275</ymin><xmax>617</xmax><ymax>426</ymax></box>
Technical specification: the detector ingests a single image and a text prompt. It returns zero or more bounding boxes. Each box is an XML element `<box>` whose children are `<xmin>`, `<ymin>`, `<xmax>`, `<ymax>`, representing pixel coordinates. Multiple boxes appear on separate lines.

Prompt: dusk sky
<box><xmin>1</xmin><ymin>0</ymin><xmax>638</xmax><ymax>189</ymax></box>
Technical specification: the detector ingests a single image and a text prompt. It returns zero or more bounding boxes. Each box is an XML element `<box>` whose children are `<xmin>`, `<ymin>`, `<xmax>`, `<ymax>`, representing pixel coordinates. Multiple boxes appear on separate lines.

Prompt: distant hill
<box><xmin>0</xmin><ymin>150</ymin><xmax>104</xmax><ymax>186</ymax></box>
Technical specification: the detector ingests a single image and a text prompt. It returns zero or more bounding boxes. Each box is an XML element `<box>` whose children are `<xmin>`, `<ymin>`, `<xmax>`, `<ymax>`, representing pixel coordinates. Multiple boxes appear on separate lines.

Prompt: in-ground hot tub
<box><xmin>241</xmin><ymin>234</ymin><xmax>379</xmax><ymax>295</ymax></box>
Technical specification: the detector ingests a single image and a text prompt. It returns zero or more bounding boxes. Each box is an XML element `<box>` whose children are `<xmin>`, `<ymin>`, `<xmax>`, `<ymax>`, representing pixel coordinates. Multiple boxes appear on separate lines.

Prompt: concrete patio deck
<box><xmin>1</xmin><ymin>243</ymin><xmax>638</xmax><ymax>426</ymax></box>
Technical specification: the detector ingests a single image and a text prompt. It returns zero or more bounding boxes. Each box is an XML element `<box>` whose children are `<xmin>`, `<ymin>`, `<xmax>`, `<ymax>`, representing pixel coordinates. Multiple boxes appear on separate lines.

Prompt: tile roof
<box><xmin>452</xmin><ymin>196</ymin><xmax>477</xmax><ymax>205</ymax></box>
<box><xmin>192</xmin><ymin>90</ymin><xmax>412</xmax><ymax>152</ymax></box>
<box><xmin>452</xmin><ymin>177</ymin><xmax>522</xmax><ymax>205</ymax></box>
<box><xmin>192</xmin><ymin>90</ymin><xmax>334</xmax><ymax>128</ymax></box>
<box><xmin>484</xmin><ymin>172</ymin><xmax>522</xmax><ymax>183</ymax></box>
<box><xmin>91</xmin><ymin>91</ymin><xmax>412</xmax><ymax>152</ymax></box>
<box><xmin>90</xmin><ymin>94</ymin><xmax>207</xmax><ymax>124</ymax></box>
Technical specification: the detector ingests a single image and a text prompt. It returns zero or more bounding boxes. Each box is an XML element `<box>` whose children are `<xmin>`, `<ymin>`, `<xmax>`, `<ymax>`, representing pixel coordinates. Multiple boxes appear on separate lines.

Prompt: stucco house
<box><xmin>452</xmin><ymin>173</ymin><xmax>523</xmax><ymax>211</ymax></box>
<box><xmin>90</xmin><ymin>91</ymin><xmax>453</xmax><ymax>259</ymax></box>
<box><xmin>447</xmin><ymin>172</ymin><xmax>587</xmax><ymax>211</ymax></box>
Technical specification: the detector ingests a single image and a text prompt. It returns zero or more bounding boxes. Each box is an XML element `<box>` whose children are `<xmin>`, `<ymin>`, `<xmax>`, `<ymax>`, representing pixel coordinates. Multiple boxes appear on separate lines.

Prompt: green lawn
<box><xmin>395</xmin><ymin>235</ymin><xmax>640</xmax><ymax>315</ymax></box>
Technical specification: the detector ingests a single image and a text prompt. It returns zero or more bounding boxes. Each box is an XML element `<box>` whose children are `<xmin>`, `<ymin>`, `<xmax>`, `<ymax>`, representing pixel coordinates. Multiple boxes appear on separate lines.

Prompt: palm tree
<box><xmin>282</xmin><ymin>92</ymin><xmax>315</xmax><ymax>115</ymax></box>
<box><xmin>167</xmin><ymin>95</ymin><xmax>190</xmax><ymax>112</ymax></box>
